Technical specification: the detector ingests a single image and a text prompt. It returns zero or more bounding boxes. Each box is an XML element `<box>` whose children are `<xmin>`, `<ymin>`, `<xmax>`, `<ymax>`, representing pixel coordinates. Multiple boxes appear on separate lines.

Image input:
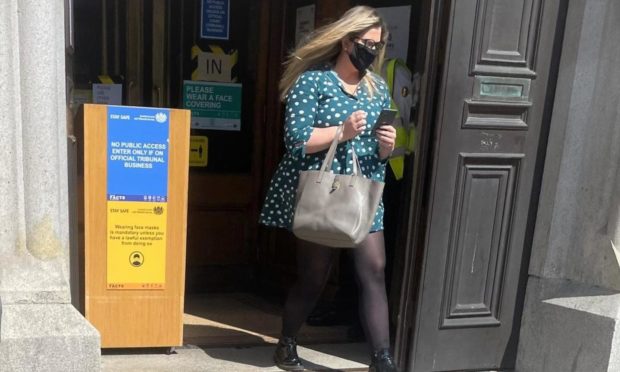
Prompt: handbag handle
<box><xmin>317</xmin><ymin>125</ymin><xmax>362</xmax><ymax>182</ymax></box>
<box><xmin>319</xmin><ymin>125</ymin><xmax>344</xmax><ymax>174</ymax></box>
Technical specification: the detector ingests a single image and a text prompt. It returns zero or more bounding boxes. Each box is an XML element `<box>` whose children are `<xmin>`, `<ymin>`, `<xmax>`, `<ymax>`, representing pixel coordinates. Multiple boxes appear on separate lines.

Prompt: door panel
<box><xmin>257</xmin><ymin>0</ymin><xmax>352</xmax><ymax>293</ymax></box>
<box><xmin>151</xmin><ymin>0</ymin><xmax>167</xmax><ymax>107</ymax></box>
<box><xmin>187</xmin><ymin>174</ymin><xmax>252</xmax><ymax>267</ymax></box>
<box><xmin>125</xmin><ymin>0</ymin><xmax>144</xmax><ymax>106</ymax></box>
<box><xmin>439</xmin><ymin>154</ymin><xmax>521</xmax><ymax>330</ymax></box>
<box><xmin>408</xmin><ymin>0</ymin><xmax>564</xmax><ymax>370</ymax></box>
<box><xmin>470</xmin><ymin>0</ymin><xmax>540</xmax><ymax>77</ymax></box>
<box><xmin>182</xmin><ymin>0</ymin><xmax>264</xmax><ymax>292</ymax></box>
<box><xmin>120</xmin><ymin>0</ymin><xmax>267</xmax><ymax>292</ymax></box>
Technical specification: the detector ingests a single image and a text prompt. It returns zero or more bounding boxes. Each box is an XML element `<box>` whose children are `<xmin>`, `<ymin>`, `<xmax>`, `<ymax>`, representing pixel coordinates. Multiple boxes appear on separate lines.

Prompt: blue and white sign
<box><xmin>107</xmin><ymin>106</ymin><xmax>170</xmax><ymax>202</ymax></box>
<box><xmin>201</xmin><ymin>0</ymin><xmax>230</xmax><ymax>40</ymax></box>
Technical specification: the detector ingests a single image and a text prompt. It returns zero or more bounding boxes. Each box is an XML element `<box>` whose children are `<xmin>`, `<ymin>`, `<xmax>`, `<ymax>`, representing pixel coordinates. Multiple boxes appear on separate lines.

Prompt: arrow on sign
<box><xmin>189</xmin><ymin>136</ymin><xmax>208</xmax><ymax>167</ymax></box>
<box><xmin>190</xmin><ymin>146</ymin><xmax>203</xmax><ymax>158</ymax></box>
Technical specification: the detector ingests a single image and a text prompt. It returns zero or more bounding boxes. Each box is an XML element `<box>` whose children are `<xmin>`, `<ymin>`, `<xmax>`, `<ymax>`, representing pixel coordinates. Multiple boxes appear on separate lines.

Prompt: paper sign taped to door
<box><xmin>93</xmin><ymin>83</ymin><xmax>122</xmax><ymax>105</ymax></box>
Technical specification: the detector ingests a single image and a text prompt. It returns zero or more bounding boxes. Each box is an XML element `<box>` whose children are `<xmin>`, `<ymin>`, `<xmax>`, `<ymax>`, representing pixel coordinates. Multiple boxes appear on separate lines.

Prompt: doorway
<box><xmin>67</xmin><ymin>0</ymin><xmax>430</xmax><ymax>357</ymax></box>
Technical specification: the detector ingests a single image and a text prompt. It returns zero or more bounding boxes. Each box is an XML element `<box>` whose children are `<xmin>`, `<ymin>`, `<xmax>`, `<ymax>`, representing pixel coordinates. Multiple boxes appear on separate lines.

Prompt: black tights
<box><xmin>281</xmin><ymin>231</ymin><xmax>390</xmax><ymax>351</ymax></box>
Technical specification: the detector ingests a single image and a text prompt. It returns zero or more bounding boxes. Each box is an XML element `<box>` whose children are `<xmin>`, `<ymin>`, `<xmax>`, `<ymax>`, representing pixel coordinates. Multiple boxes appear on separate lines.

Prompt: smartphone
<box><xmin>372</xmin><ymin>108</ymin><xmax>398</xmax><ymax>132</ymax></box>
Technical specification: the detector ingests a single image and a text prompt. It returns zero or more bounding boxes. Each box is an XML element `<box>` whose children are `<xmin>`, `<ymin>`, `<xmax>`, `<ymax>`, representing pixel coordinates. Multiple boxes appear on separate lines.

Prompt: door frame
<box><xmin>393</xmin><ymin>0</ymin><xmax>447</xmax><ymax>366</ymax></box>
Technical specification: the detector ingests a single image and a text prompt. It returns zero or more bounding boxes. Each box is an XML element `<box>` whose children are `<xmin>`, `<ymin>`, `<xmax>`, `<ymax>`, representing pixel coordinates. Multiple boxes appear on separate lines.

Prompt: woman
<box><xmin>259</xmin><ymin>6</ymin><xmax>398</xmax><ymax>372</ymax></box>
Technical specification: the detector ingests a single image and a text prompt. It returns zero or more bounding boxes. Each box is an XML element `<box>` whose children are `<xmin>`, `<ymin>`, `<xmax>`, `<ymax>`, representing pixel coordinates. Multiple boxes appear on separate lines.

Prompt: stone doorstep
<box><xmin>543</xmin><ymin>294</ymin><xmax>620</xmax><ymax>372</ymax></box>
<box><xmin>518</xmin><ymin>278</ymin><xmax>620</xmax><ymax>372</ymax></box>
<box><xmin>0</xmin><ymin>303</ymin><xmax>101</xmax><ymax>372</ymax></box>
<box><xmin>102</xmin><ymin>342</ymin><xmax>370</xmax><ymax>372</ymax></box>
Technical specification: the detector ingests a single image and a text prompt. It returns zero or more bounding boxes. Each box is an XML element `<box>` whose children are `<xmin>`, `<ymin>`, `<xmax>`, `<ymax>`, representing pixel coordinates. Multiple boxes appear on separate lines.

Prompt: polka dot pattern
<box><xmin>259</xmin><ymin>67</ymin><xmax>391</xmax><ymax>232</ymax></box>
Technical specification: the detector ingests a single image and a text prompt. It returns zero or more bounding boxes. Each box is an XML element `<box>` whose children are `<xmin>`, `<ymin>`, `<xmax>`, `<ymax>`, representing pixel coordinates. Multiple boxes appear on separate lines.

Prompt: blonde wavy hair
<box><xmin>279</xmin><ymin>6</ymin><xmax>388</xmax><ymax>101</ymax></box>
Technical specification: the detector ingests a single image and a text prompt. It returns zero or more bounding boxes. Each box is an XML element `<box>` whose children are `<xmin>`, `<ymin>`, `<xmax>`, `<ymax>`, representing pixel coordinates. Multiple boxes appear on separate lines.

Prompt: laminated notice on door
<box><xmin>182</xmin><ymin>80</ymin><xmax>242</xmax><ymax>131</ymax></box>
<box><xmin>93</xmin><ymin>83</ymin><xmax>122</xmax><ymax>105</ymax></box>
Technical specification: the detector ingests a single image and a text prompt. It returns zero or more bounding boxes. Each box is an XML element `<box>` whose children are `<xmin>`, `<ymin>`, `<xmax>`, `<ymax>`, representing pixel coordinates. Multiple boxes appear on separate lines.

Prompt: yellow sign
<box><xmin>192</xmin><ymin>45</ymin><xmax>238</xmax><ymax>83</ymax></box>
<box><xmin>189</xmin><ymin>136</ymin><xmax>208</xmax><ymax>167</ymax></box>
<box><xmin>197</xmin><ymin>52</ymin><xmax>234</xmax><ymax>82</ymax></box>
<box><xmin>107</xmin><ymin>201</ymin><xmax>167</xmax><ymax>290</ymax></box>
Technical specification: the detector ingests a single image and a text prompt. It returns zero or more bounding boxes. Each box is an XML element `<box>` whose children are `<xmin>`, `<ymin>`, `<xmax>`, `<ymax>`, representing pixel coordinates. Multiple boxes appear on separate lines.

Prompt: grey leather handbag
<box><xmin>292</xmin><ymin>125</ymin><xmax>385</xmax><ymax>248</ymax></box>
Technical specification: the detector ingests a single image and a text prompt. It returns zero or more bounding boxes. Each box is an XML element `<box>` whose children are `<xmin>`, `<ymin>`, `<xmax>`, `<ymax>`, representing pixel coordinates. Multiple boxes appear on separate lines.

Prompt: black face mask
<box><xmin>348</xmin><ymin>42</ymin><xmax>377</xmax><ymax>73</ymax></box>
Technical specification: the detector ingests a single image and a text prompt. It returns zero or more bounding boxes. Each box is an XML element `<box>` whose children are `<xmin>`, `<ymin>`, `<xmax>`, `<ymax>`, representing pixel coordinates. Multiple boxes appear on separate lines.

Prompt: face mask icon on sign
<box><xmin>130</xmin><ymin>252</ymin><xmax>144</xmax><ymax>267</ymax></box>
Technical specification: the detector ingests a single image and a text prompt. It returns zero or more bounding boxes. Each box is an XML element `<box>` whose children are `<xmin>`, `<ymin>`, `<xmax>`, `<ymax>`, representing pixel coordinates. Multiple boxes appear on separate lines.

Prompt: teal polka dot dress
<box><xmin>259</xmin><ymin>67</ymin><xmax>391</xmax><ymax>233</ymax></box>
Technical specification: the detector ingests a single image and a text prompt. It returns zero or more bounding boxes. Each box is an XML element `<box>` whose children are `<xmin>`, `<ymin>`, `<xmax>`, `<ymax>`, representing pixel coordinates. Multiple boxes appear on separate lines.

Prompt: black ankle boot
<box><xmin>369</xmin><ymin>348</ymin><xmax>399</xmax><ymax>372</ymax></box>
<box><xmin>273</xmin><ymin>336</ymin><xmax>304</xmax><ymax>371</ymax></box>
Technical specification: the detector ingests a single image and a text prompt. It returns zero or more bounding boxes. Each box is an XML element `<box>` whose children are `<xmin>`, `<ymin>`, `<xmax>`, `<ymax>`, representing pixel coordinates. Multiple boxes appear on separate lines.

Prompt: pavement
<box><xmin>102</xmin><ymin>342</ymin><xmax>370</xmax><ymax>371</ymax></box>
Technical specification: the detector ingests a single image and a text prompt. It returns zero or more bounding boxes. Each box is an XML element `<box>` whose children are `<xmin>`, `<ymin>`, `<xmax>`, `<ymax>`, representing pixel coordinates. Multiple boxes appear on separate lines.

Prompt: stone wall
<box><xmin>517</xmin><ymin>1</ymin><xmax>620</xmax><ymax>371</ymax></box>
<box><xmin>0</xmin><ymin>0</ymin><xmax>100</xmax><ymax>370</ymax></box>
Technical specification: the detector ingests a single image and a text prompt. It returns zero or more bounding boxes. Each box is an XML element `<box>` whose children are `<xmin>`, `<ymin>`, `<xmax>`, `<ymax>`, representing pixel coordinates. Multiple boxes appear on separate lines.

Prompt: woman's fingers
<box><xmin>375</xmin><ymin>126</ymin><xmax>396</xmax><ymax>148</ymax></box>
<box><xmin>350</xmin><ymin>110</ymin><xmax>367</xmax><ymax>133</ymax></box>
<box><xmin>342</xmin><ymin>111</ymin><xmax>368</xmax><ymax>140</ymax></box>
<box><xmin>353</xmin><ymin>111</ymin><xmax>367</xmax><ymax>132</ymax></box>
<box><xmin>375</xmin><ymin>126</ymin><xmax>396</xmax><ymax>139</ymax></box>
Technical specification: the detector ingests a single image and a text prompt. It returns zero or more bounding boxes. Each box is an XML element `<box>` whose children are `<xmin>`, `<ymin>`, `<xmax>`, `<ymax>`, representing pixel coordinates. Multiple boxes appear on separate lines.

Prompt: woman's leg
<box><xmin>352</xmin><ymin>231</ymin><xmax>390</xmax><ymax>351</ymax></box>
<box><xmin>281</xmin><ymin>239</ymin><xmax>338</xmax><ymax>337</ymax></box>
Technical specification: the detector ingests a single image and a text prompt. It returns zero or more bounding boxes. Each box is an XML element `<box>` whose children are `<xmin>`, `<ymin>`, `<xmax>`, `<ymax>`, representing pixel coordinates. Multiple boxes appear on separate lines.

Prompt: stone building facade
<box><xmin>0</xmin><ymin>0</ymin><xmax>618</xmax><ymax>371</ymax></box>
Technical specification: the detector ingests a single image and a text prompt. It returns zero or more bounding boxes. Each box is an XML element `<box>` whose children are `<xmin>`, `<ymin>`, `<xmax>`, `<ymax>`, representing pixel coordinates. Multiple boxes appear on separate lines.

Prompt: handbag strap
<box><xmin>351</xmin><ymin>147</ymin><xmax>361</xmax><ymax>176</ymax></box>
<box><xmin>319</xmin><ymin>125</ymin><xmax>345</xmax><ymax>174</ymax></box>
<box><xmin>318</xmin><ymin>125</ymin><xmax>362</xmax><ymax>180</ymax></box>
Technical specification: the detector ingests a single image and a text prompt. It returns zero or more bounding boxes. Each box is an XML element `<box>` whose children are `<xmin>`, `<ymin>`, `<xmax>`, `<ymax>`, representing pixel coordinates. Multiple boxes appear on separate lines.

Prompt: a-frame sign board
<box><xmin>83</xmin><ymin>104</ymin><xmax>190</xmax><ymax>348</ymax></box>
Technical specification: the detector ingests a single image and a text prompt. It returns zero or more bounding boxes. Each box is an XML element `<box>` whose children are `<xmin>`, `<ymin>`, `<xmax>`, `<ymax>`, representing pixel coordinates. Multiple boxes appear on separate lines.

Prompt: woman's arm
<box><xmin>305</xmin><ymin>110</ymin><xmax>368</xmax><ymax>154</ymax></box>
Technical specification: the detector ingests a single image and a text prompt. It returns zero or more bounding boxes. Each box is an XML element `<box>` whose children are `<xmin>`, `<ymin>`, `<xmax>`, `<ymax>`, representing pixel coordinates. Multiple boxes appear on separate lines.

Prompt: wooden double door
<box><xmin>96</xmin><ymin>0</ymin><xmax>274</xmax><ymax>292</ymax></box>
<box><xmin>72</xmin><ymin>0</ymin><xmax>364</xmax><ymax>293</ymax></box>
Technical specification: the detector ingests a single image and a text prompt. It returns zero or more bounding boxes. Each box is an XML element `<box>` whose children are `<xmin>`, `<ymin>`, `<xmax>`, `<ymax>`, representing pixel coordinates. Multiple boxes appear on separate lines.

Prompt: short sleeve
<box><xmin>283</xmin><ymin>71</ymin><xmax>320</xmax><ymax>158</ymax></box>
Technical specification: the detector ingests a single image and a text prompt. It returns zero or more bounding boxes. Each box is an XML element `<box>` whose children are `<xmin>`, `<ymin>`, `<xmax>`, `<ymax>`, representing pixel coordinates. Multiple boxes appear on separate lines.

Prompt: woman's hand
<box><xmin>341</xmin><ymin>110</ymin><xmax>368</xmax><ymax>141</ymax></box>
<box><xmin>375</xmin><ymin>125</ymin><xmax>397</xmax><ymax>160</ymax></box>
